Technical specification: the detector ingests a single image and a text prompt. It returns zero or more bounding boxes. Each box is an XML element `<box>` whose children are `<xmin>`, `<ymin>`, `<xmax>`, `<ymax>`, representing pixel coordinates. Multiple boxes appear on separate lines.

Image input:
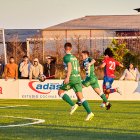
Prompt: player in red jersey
<box><xmin>100</xmin><ymin>48</ymin><xmax>123</xmax><ymax>107</ymax></box>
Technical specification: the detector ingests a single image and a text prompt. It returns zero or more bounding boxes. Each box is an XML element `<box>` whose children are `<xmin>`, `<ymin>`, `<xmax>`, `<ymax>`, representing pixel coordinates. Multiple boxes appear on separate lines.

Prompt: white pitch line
<box><xmin>0</xmin><ymin>105</ymin><xmax>29</xmax><ymax>109</ymax></box>
<box><xmin>0</xmin><ymin>116</ymin><xmax>45</xmax><ymax>128</ymax></box>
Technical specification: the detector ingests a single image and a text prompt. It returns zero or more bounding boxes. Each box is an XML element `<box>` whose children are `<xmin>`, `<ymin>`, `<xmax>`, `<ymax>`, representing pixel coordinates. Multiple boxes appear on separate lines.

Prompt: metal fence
<box><xmin>27</xmin><ymin>35</ymin><xmax>140</xmax><ymax>63</ymax></box>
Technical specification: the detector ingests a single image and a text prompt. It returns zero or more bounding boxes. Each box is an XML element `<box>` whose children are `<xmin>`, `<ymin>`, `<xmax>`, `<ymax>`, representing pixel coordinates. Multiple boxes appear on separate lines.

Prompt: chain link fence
<box><xmin>27</xmin><ymin>32</ymin><xmax>140</xmax><ymax>79</ymax></box>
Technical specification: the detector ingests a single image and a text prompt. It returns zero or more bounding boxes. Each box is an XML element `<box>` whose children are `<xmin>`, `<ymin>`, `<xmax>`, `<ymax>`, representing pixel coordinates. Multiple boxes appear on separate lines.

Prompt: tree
<box><xmin>7</xmin><ymin>35</ymin><xmax>25</xmax><ymax>63</ymax></box>
<box><xmin>71</xmin><ymin>35</ymin><xmax>88</xmax><ymax>60</ymax></box>
<box><xmin>108</xmin><ymin>39</ymin><xmax>129</xmax><ymax>63</ymax></box>
<box><xmin>29</xmin><ymin>35</ymin><xmax>43</xmax><ymax>64</ymax></box>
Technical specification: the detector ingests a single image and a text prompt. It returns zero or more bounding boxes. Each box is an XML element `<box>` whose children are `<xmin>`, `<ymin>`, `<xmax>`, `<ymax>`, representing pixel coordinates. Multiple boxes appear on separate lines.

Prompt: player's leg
<box><xmin>101</xmin><ymin>77</ymin><xmax>110</xmax><ymax>107</ymax></box>
<box><xmin>94</xmin><ymin>87</ymin><xmax>111</xmax><ymax>110</ymax></box>
<box><xmin>74</xmin><ymin>83</ymin><xmax>94</xmax><ymax>121</ymax></box>
<box><xmin>91</xmin><ymin>78</ymin><xmax>112</xmax><ymax>110</ymax></box>
<box><xmin>103</xmin><ymin>76</ymin><xmax>114</xmax><ymax>95</ymax></box>
<box><xmin>91</xmin><ymin>77</ymin><xmax>108</xmax><ymax>102</ymax></box>
<box><xmin>58</xmin><ymin>83</ymin><xmax>75</xmax><ymax>107</ymax></box>
<box><xmin>76</xmin><ymin>77</ymin><xmax>90</xmax><ymax>106</ymax></box>
<box><xmin>104</xmin><ymin>77</ymin><xmax>121</xmax><ymax>95</ymax></box>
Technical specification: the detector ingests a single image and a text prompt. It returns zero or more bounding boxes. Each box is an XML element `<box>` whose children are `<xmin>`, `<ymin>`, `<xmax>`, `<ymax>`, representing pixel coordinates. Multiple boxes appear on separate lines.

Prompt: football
<box><xmin>38</xmin><ymin>74</ymin><xmax>46</xmax><ymax>82</ymax></box>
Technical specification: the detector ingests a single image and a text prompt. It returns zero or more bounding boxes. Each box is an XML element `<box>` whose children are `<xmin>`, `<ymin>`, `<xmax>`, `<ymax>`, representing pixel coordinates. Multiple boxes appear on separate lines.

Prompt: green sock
<box><xmin>101</xmin><ymin>94</ymin><xmax>108</xmax><ymax>103</ymax></box>
<box><xmin>62</xmin><ymin>94</ymin><xmax>75</xmax><ymax>106</ymax></box>
<box><xmin>82</xmin><ymin>100</ymin><xmax>92</xmax><ymax>114</ymax></box>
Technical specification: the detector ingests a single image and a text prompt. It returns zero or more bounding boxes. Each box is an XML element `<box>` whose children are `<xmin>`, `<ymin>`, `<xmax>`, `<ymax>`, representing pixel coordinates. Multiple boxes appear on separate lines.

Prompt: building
<box><xmin>41</xmin><ymin>15</ymin><xmax>140</xmax><ymax>59</ymax></box>
<box><xmin>5</xmin><ymin>29</ymin><xmax>41</xmax><ymax>63</ymax></box>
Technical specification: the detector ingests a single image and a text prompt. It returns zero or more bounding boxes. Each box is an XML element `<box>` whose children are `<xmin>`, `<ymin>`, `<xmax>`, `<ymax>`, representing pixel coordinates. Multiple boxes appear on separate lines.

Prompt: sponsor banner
<box><xmin>0</xmin><ymin>79</ymin><xmax>139</xmax><ymax>100</ymax></box>
<box><xmin>0</xmin><ymin>79</ymin><xmax>19</xmax><ymax>99</ymax></box>
<box><xmin>18</xmin><ymin>79</ymin><xmax>140</xmax><ymax>100</ymax></box>
<box><xmin>19</xmin><ymin>80</ymin><xmax>77</xmax><ymax>99</ymax></box>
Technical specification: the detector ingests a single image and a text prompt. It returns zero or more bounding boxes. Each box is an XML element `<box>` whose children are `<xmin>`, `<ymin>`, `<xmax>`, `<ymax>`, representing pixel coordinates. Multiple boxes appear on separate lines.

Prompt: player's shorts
<box><xmin>82</xmin><ymin>76</ymin><xmax>99</xmax><ymax>89</ymax></box>
<box><xmin>103</xmin><ymin>76</ymin><xmax>114</xmax><ymax>90</ymax></box>
<box><xmin>60</xmin><ymin>75</ymin><xmax>82</xmax><ymax>93</ymax></box>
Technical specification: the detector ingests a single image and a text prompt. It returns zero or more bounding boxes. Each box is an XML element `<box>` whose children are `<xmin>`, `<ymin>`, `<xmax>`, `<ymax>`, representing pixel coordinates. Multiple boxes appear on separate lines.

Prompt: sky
<box><xmin>0</xmin><ymin>0</ymin><xmax>140</xmax><ymax>29</ymax></box>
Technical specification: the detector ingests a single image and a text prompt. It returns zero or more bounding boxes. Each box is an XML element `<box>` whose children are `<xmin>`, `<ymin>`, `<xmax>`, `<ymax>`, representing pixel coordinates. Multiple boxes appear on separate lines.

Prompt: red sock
<box><xmin>110</xmin><ymin>89</ymin><xmax>116</xmax><ymax>94</ymax></box>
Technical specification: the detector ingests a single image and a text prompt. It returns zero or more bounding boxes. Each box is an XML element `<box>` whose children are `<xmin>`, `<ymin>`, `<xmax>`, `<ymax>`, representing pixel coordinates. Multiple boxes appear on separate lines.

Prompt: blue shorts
<box><xmin>103</xmin><ymin>76</ymin><xmax>114</xmax><ymax>90</ymax></box>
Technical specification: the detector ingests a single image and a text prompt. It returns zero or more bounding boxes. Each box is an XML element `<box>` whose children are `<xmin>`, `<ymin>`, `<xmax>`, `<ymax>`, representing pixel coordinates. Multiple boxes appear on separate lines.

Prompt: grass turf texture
<box><xmin>0</xmin><ymin>100</ymin><xmax>140</xmax><ymax>140</ymax></box>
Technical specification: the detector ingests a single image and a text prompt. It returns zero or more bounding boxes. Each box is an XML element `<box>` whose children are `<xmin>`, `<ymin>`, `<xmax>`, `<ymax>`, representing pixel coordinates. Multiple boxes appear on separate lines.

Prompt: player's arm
<box><xmin>64</xmin><ymin>62</ymin><xmax>72</xmax><ymax>84</ymax></box>
<box><xmin>86</xmin><ymin>59</ymin><xmax>96</xmax><ymax>69</ymax></box>
<box><xmin>89</xmin><ymin>59</ymin><xmax>96</xmax><ymax>66</ymax></box>
<box><xmin>119</xmin><ymin>63</ymin><xmax>123</xmax><ymax>68</ymax></box>
<box><xmin>100</xmin><ymin>62</ymin><xmax>106</xmax><ymax>68</ymax></box>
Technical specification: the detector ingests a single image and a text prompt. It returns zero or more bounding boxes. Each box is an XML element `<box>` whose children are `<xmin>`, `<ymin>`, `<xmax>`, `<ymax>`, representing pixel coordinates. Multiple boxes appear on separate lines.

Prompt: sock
<box><xmin>110</xmin><ymin>89</ymin><xmax>117</xmax><ymax>94</ymax></box>
<box><xmin>60</xmin><ymin>93</ymin><xmax>75</xmax><ymax>106</ymax></box>
<box><xmin>81</xmin><ymin>98</ymin><xmax>92</xmax><ymax>114</ymax></box>
<box><xmin>100</xmin><ymin>93</ymin><xmax>108</xmax><ymax>103</ymax></box>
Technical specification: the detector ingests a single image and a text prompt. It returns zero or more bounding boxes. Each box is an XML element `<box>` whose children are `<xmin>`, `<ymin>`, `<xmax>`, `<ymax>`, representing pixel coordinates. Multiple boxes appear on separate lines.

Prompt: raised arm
<box><xmin>89</xmin><ymin>59</ymin><xmax>96</xmax><ymax>66</ymax></box>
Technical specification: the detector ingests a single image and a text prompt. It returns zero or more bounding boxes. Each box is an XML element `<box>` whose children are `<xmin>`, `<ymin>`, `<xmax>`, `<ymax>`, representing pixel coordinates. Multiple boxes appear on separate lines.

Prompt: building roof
<box><xmin>5</xmin><ymin>29</ymin><xmax>41</xmax><ymax>42</ymax></box>
<box><xmin>44</xmin><ymin>15</ymin><xmax>140</xmax><ymax>30</ymax></box>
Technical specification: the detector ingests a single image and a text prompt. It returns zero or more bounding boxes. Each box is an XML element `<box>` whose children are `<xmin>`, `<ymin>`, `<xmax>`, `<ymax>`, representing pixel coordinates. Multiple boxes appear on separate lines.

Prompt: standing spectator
<box><xmin>29</xmin><ymin>58</ymin><xmax>43</xmax><ymax>80</ymax></box>
<box><xmin>44</xmin><ymin>56</ymin><xmax>56</xmax><ymax>79</ymax></box>
<box><xmin>120</xmin><ymin>63</ymin><xmax>140</xmax><ymax>81</ymax></box>
<box><xmin>0</xmin><ymin>56</ymin><xmax>4</xmax><ymax>78</ymax></box>
<box><xmin>19</xmin><ymin>55</ymin><xmax>31</xmax><ymax>79</ymax></box>
<box><xmin>4</xmin><ymin>57</ymin><xmax>18</xmax><ymax>81</ymax></box>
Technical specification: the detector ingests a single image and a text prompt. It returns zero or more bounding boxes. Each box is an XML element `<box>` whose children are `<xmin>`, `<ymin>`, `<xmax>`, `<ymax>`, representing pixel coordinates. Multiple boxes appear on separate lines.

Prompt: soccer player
<box><xmin>76</xmin><ymin>50</ymin><xmax>111</xmax><ymax>110</ymax></box>
<box><xmin>58</xmin><ymin>42</ymin><xmax>94</xmax><ymax>121</ymax></box>
<box><xmin>100</xmin><ymin>48</ymin><xmax>123</xmax><ymax>107</ymax></box>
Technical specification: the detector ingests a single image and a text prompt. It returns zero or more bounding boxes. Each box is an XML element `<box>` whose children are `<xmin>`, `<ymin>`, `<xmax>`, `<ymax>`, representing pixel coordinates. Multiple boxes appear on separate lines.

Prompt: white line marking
<box><xmin>0</xmin><ymin>105</ymin><xmax>29</xmax><ymax>109</ymax></box>
<box><xmin>0</xmin><ymin>116</ymin><xmax>45</xmax><ymax>128</ymax></box>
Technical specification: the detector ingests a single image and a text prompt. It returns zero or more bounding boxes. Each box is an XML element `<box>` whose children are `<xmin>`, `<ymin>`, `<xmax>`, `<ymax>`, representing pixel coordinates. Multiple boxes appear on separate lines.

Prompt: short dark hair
<box><xmin>82</xmin><ymin>50</ymin><xmax>90</xmax><ymax>56</ymax></box>
<box><xmin>10</xmin><ymin>57</ymin><xmax>14</xmax><ymax>59</ymax></box>
<box><xmin>64</xmin><ymin>42</ymin><xmax>72</xmax><ymax>48</ymax></box>
<box><xmin>104</xmin><ymin>48</ymin><xmax>114</xmax><ymax>57</ymax></box>
<box><xmin>23</xmin><ymin>55</ymin><xmax>28</xmax><ymax>58</ymax></box>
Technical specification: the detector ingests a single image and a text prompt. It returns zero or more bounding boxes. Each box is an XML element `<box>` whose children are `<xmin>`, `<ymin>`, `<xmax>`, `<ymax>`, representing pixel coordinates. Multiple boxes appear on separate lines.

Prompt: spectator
<box><xmin>120</xmin><ymin>63</ymin><xmax>140</xmax><ymax>81</ymax></box>
<box><xmin>0</xmin><ymin>56</ymin><xmax>4</xmax><ymax>78</ymax></box>
<box><xmin>44</xmin><ymin>56</ymin><xmax>56</xmax><ymax>79</ymax></box>
<box><xmin>29</xmin><ymin>58</ymin><xmax>43</xmax><ymax>80</ymax></box>
<box><xmin>19</xmin><ymin>55</ymin><xmax>31</xmax><ymax>79</ymax></box>
<box><xmin>4</xmin><ymin>57</ymin><xmax>18</xmax><ymax>81</ymax></box>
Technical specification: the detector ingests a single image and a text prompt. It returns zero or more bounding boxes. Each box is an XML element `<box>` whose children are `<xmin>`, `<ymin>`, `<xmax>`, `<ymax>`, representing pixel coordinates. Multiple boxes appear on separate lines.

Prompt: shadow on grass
<box><xmin>0</xmin><ymin>125</ymin><xmax>140</xmax><ymax>140</ymax></box>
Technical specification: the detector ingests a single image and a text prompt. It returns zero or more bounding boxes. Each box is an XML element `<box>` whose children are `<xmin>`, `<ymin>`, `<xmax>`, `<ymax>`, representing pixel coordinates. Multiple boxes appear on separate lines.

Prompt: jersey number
<box><xmin>109</xmin><ymin>61</ymin><xmax>115</xmax><ymax>70</ymax></box>
<box><xmin>72</xmin><ymin>61</ymin><xmax>78</xmax><ymax>71</ymax></box>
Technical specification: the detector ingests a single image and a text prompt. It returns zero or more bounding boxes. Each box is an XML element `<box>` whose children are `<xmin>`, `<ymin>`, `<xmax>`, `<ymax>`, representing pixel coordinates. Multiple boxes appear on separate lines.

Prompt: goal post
<box><xmin>0</xmin><ymin>28</ymin><xmax>7</xmax><ymax>64</ymax></box>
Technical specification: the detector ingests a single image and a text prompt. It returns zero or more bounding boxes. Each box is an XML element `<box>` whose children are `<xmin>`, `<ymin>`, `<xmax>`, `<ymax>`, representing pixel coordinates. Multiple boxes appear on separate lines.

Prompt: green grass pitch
<box><xmin>0</xmin><ymin>100</ymin><xmax>140</xmax><ymax>140</ymax></box>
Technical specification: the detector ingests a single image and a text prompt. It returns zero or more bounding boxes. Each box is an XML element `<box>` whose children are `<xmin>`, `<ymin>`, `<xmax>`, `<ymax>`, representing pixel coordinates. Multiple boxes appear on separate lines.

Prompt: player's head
<box><xmin>104</xmin><ymin>48</ymin><xmax>114</xmax><ymax>57</ymax></box>
<box><xmin>81</xmin><ymin>50</ymin><xmax>89</xmax><ymax>60</ymax></box>
<box><xmin>9</xmin><ymin>57</ymin><xmax>15</xmax><ymax>63</ymax></box>
<box><xmin>64</xmin><ymin>42</ymin><xmax>72</xmax><ymax>53</ymax></box>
